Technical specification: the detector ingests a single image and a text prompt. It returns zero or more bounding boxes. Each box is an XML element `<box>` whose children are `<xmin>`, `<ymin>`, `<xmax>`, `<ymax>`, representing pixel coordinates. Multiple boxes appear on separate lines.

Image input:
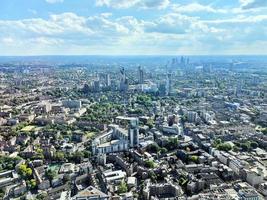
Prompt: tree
<box><xmin>240</xmin><ymin>143</ymin><xmax>250</xmax><ymax>151</ymax></box>
<box><xmin>144</xmin><ymin>160</ymin><xmax>155</xmax><ymax>168</ymax></box>
<box><xmin>217</xmin><ymin>143</ymin><xmax>232</xmax><ymax>152</ymax></box>
<box><xmin>45</xmin><ymin>169</ymin><xmax>57</xmax><ymax>181</ymax></box>
<box><xmin>233</xmin><ymin>145</ymin><xmax>239</xmax><ymax>152</ymax></box>
<box><xmin>165</xmin><ymin>137</ymin><xmax>179</xmax><ymax>150</ymax></box>
<box><xmin>212</xmin><ymin>139</ymin><xmax>222</xmax><ymax>147</ymax></box>
<box><xmin>118</xmin><ymin>181</ymin><xmax>128</xmax><ymax>194</ymax></box>
<box><xmin>72</xmin><ymin>151</ymin><xmax>84</xmax><ymax>163</ymax></box>
<box><xmin>54</xmin><ymin>151</ymin><xmax>65</xmax><ymax>161</ymax></box>
<box><xmin>148</xmin><ymin>171</ymin><xmax>157</xmax><ymax>183</ymax></box>
<box><xmin>147</xmin><ymin>144</ymin><xmax>160</xmax><ymax>153</ymax></box>
<box><xmin>0</xmin><ymin>188</ymin><xmax>5</xmax><ymax>198</ymax></box>
<box><xmin>18</xmin><ymin>164</ymin><xmax>32</xmax><ymax>178</ymax></box>
<box><xmin>250</xmin><ymin>141</ymin><xmax>258</xmax><ymax>149</ymax></box>
<box><xmin>83</xmin><ymin>150</ymin><xmax>91</xmax><ymax>158</ymax></box>
<box><xmin>146</xmin><ymin>119</ymin><xmax>154</xmax><ymax>129</ymax></box>
<box><xmin>27</xmin><ymin>179</ymin><xmax>37</xmax><ymax>189</ymax></box>
<box><xmin>189</xmin><ymin>155</ymin><xmax>199</xmax><ymax>162</ymax></box>
<box><xmin>36</xmin><ymin>192</ymin><xmax>48</xmax><ymax>200</ymax></box>
<box><xmin>160</xmin><ymin>147</ymin><xmax>168</xmax><ymax>154</ymax></box>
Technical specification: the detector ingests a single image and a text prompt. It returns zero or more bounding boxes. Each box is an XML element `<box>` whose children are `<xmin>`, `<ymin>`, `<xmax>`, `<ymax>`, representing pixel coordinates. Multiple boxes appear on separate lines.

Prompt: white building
<box><xmin>103</xmin><ymin>170</ymin><xmax>126</xmax><ymax>184</ymax></box>
<box><xmin>187</xmin><ymin>111</ymin><xmax>198</xmax><ymax>123</ymax></box>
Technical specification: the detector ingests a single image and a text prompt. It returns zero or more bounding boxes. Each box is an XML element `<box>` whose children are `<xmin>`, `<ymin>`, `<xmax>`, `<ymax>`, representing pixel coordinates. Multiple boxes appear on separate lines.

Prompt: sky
<box><xmin>0</xmin><ymin>0</ymin><xmax>267</xmax><ymax>56</ymax></box>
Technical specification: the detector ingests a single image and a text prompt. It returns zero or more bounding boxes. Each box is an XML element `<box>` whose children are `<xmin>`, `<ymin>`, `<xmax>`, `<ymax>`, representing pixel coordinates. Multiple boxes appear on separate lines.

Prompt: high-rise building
<box><xmin>128</xmin><ymin>118</ymin><xmax>139</xmax><ymax>147</ymax></box>
<box><xmin>158</xmin><ymin>82</ymin><xmax>167</xmax><ymax>96</ymax></box>
<box><xmin>104</xmin><ymin>73</ymin><xmax>111</xmax><ymax>87</ymax></box>
<box><xmin>83</xmin><ymin>83</ymin><xmax>90</xmax><ymax>94</ymax></box>
<box><xmin>93</xmin><ymin>80</ymin><xmax>100</xmax><ymax>92</ymax></box>
<box><xmin>187</xmin><ymin>111</ymin><xmax>198</xmax><ymax>123</ymax></box>
<box><xmin>166</xmin><ymin>73</ymin><xmax>172</xmax><ymax>95</ymax></box>
<box><xmin>138</xmin><ymin>66</ymin><xmax>144</xmax><ymax>84</ymax></box>
<box><xmin>119</xmin><ymin>67</ymin><xmax>128</xmax><ymax>92</ymax></box>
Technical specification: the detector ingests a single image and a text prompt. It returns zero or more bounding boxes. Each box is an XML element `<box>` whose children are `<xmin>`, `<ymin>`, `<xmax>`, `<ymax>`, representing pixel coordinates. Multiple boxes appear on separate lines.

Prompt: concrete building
<box><xmin>103</xmin><ymin>170</ymin><xmax>126</xmax><ymax>184</ymax></box>
<box><xmin>72</xmin><ymin>186</ymin><xmax>109</xmax><ymax>200</ymax></box>
<box><xmin>143</xmin><ymin>180</ymin><xmax>182</xmax><ymax>199</ymax></box>
<box><xmin>92</xmin><ymin>117</ymin><xmax>139</xmax><ymax>155</ymax></box>
<box><xmin>62</xmin><ymin>100</ymin><xmax>82</xmax><ymax>109</ymax></box>
<box><xmin>187</xmin><ymin>111</ymin><xmax>198</xmax><ymax>123</ymax></box>
<box><xmin>138</xmin><ymin>66</ymin><xmax>144</xmax><ymax>84</ymax></box>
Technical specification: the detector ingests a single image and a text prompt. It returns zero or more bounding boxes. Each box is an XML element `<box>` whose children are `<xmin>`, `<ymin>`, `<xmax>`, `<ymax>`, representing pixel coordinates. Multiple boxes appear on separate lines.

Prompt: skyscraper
<box><xmin>128</xmin><ymin>118</ymin><xmax>139</xmax><ymax>147</ymax></box>
<box><xmin>120</xmin><ymin>67</ymin><xmax>128</xmax><ymax>92</ymax></box>
<box><xmin>138</xmin><ymin>66</ymin><xmax>144</xmax><ymax>84</ymax></box>
<box><xmin>166</xmin><ymin>73</ymin><xmax>172</xmax><ymax>95</ymax></box>
<box><xmin>104</xmin><ymin>73</ymin><xmax>111</xmax><ymax>87</ymax></box>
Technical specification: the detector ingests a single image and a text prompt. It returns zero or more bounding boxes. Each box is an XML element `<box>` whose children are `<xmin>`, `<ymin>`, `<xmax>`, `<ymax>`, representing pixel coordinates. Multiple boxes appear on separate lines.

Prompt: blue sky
<box><xmin>0</xmin><ymin>0</ymin><xmax>267</xmax><ymax>55</ymax></box>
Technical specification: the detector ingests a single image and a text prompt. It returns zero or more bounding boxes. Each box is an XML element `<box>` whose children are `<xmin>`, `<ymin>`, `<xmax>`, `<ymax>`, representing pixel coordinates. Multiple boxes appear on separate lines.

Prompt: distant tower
<box><xmin>180</xmin><ymin>56</ymin><xmax>185</xmax><ymax>65</ymax></box>
<box><xmin>93</xmin><ymin>80</ymin><xmax>100</xmax><ymax>92</ymax></box>
<box><xmin>120</xmin><ymin>67</ymin><xmax>128</xmax><ymax>92</ymax></box>
<box><xmin>105</xmin><ymin>73</ymin><xmax>111</xmax><ymax>87</ymax></box>
<box><xmin>128</xmin><ymin>118</ymin><xmax>139</xmax><ymax>147</ymax></box>
<box><xmin>138</xmin><ymin>66</ymin><xmax>144</xmax><ymax>84</ymax></box>
<box><xmin>166</xmin><ymin>73</ymin><xmax>172</xmax><ymax>95</ymax></box>
<box><xmin>120</xmin><ymin>67</ymin><xmax>126</xmax><ymax>82</ymax></box>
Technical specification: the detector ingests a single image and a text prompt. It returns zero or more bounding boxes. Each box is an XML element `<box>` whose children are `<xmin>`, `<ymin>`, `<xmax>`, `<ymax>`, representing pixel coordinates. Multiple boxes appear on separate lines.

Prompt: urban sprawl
<box><xmin>0</xmin><ymin>56</ymin><xmax>266</xmax><ymax>200</ymax></box>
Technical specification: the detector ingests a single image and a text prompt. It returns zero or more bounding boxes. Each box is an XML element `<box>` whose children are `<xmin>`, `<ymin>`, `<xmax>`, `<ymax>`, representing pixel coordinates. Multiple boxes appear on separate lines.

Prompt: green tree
<box><xmin>189</xmin><ymin>155</ymin><xmax>199</xmax><ymax>162</ymax></box>
<box><xmin>240</xmin><ymin>143</ymin><xmax>250</xmax><ymax>151</ymax></box>
<box><xmin>212</xmin><ymin>138</ymin><xmax>222</xmax><ymax>147</ymax></box>
<box><xmin>250</xmin><ymin>141</ymin><xmax>258</xmax><ymax>149</ymax></box>
<box><xmin>27</xmin><ymin>179</ymin><xmax>37</xmax><ymax>189</ymax></box>
<box><xmin>54</xmin><ymin>151</ymin><xmax>65</xmax><ymax>161</ymax></box>
<box><xmin>118</xmin><ymin>181</ymin><xmax>127</xmax><ymax>194</ymax></box>
<box><xmin>160</xmin><ymin>147</ymin><xmax>168</xmax><ymax>154</ymax></box>
<box><xmin>148</xmin><ymin>171</ymin><xmax>157</xmax><ymax>183</ymax></box>
<box><xmin>144</xmin><ymin>160</ymin><xmax>155</xmax><ymax>168</ymax></box>
<box><xmin>36</xmin><ymin>192</ymin><xmax>48</xmax><ymax>200</ymax></box>
<box><xmin>45</xmin><ymin>169</ymin><xmax>57</xmax><ymax>181</ymax></box>
<box><xmin>0</xmin><ymin>188</ymin><xmax>5</xmax><ymax>198</ymax></box>
<box><xmin>83</xmin><ymin>150</ymin><xmax>91</xmax><ymax>158</ymax></box>
<box><xmin>165</xmin><ymin>137</ymin><xmax>179</xmax><ymax>150</ymax></box>
<box><xmin>147</xmin><ymin>144</ymin><xmax>160</xmax><ymax>153</ymax></box>
<box><xmin>18</xmin><ymin>164</ymin><xmax>32</xmax><ymax>178</ymax></box>
<box><xmin>72</xmin><ymin>151</ymin><xmax>84</xmax><ymax>163</ymax></box>
<box><xmin>217</xmin><ymin>143</ymin><xmax>232</xmax><ymax>152</ymax></box>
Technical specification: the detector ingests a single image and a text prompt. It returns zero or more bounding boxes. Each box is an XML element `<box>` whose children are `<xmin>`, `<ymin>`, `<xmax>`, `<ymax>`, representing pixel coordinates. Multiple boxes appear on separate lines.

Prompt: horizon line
<box><xmin>1</xmin><ymin>54</ymin><xmax>267</xmax><ymax>57</ymax></box>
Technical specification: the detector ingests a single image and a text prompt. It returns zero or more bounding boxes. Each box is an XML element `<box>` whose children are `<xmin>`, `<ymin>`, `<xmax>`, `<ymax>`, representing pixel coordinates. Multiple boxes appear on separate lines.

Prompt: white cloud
<box><xmin>171</xmin><ymin>3</ymin><xmax>226</xmax><ymax>14</ymax></box>
<box><xmin>45</xmin><ymin>0</ymin><xmax>64</xmax><ymax>3</ymax></box>
<box><xmin>204</xmin><ymin>14</ymin><xmax>267</xmax><ymax>24</ymax></box>
<box><xmin>95</xmin><ymin>0</ymin><xmax>170</xmax><ymax>9</ymax></box>
<box><xmin>240</xmin><ymin>0</ymin><xmax>267</xmax><ymax>9</ymax></box>
<box><xmin>0</xmin><ymin>10</ymin><xmax>266</xmax><ymax>55</ymax></box>
<box><xmin>0</xmin><ymin>12</ymin><xmax>136</xmax><ymax>50</ymax></box>
<box><xmin>2</xmin><ymin>37</ymin><xmax>14</xmax><ymax>45</ymax></box>
<box><xmin>144</xmin><ymin>13</ymin><xmax>211</xmax><ymax>35</ymax></box>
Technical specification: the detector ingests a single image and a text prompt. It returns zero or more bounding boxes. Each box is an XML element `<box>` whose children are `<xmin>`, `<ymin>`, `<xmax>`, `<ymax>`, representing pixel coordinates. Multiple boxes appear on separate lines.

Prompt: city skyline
<box><xmin>1</xmin><ymin>0</ymin><xmax>267</xmax><ymax>56</ymax></box>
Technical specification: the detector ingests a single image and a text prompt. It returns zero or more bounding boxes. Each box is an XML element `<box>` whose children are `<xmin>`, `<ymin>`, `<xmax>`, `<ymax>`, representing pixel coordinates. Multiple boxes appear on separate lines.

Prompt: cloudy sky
<box><xmin>0</xmin><ymin>0</ymin><xmax>267</xmax><ymax>55</ymax></box>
